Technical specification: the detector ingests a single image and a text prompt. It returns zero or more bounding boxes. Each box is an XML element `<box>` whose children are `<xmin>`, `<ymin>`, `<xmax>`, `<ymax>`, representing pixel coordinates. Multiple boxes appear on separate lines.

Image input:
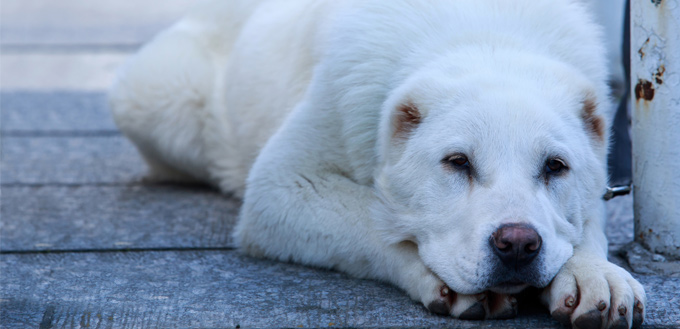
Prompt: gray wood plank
<box><xmin>2</xmin><ymin>250</ymin><xmax>678</xmax><ymax>328</ymax></box>
<box><xmin>1</xmin><ymin>52</ymin><xmax>128</xmax><ymax>91</ymax></box>
<box><xmin>1</xmin><ymin>136</ymin><xmax>146</xmax><ymax>185</ymax></box>
<box><xmin>0</xmin><ymin>185</ymin><xmax>239</xmax><ymax>252</ymax></box>
<box><xmin>0</xmin><ymin>92</ymin><xmax>116</xmax><ymax>134</ymax></box>
<box><xmin>0</xmin><ymin>250</ymin><xmax>567</xmax><ymax>329</ymax></box>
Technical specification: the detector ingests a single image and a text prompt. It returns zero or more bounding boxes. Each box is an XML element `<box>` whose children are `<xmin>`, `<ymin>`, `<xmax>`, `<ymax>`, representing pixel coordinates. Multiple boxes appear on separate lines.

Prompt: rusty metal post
<box><xmin>630</xmin><ymin>0</ymin><xmax>680</xmax><ymax>259</ymax></box>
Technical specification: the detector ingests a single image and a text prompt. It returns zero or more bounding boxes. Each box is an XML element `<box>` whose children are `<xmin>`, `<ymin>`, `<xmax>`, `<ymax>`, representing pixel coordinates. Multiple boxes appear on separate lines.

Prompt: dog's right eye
<box><xmin>545</xmin><ymin>158</ymin><xmax>568</xmax><ymax>175</ymax></box>
<box><xmin>443</xmin><ymin>154</ymin><xmax>470</xmax><ymax>170</ymax></box>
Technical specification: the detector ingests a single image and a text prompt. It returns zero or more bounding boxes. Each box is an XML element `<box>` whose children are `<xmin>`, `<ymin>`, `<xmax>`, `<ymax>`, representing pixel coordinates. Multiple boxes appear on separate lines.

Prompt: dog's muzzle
<box><xmin>486</xmin><ymin>223</ymin><xmax>546</xmax><ymax>292</ymax></box>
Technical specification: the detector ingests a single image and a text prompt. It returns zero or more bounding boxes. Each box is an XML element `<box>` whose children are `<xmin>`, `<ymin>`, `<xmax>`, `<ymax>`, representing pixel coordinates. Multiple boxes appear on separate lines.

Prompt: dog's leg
<box><xmin>109</xmin><ymin>0</ymin><xmax>264</xmax><ymax>195</ymax></box>
<box><xmin>542</xmin><ymin>203</ymin><xmax>646</xmax><ymax>329</ymax></box>
<box><xmin>234</xmin><ymin>121</ymin><xmax>517</xmax><ymax>318</ymax></box>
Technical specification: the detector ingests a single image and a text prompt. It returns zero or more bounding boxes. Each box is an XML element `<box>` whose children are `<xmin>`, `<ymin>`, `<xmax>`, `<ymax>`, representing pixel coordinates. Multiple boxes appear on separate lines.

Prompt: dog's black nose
<box><xmin>490</xmin><ymin>223</ymin><xmax>542</xmax><ymax>269</ymax></box>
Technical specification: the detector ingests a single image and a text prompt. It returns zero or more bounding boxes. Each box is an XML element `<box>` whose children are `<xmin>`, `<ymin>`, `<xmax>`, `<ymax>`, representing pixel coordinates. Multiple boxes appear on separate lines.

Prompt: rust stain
<box><xmin>635</xmin><ymin>79</ymin><xmax>655</xmax><ymax>101</ymax></box>
<box><xmin>654</xmin><ymin>65</ymin><xmax>665</xmax><ymax>84</ymax></box>
<box><xmin>638</xmin><ymin>38</ymin><xmax>649</xmax><ymax>59</ymax></box>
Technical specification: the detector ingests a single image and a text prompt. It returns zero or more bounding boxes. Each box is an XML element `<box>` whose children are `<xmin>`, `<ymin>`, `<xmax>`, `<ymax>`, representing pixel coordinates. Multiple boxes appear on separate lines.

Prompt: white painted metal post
<box><xmin>631</xmin><ymin>0</ymin><xmax>680</xmax><ymax>259</ymax></box>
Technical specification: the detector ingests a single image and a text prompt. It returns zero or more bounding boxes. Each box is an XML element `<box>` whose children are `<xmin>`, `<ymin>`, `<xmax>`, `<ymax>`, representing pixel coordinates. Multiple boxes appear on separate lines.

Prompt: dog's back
<box><xmin>109</xmin><ymin>0</ymin><xmax>268</xmax><ymax>189</ymax></box>
<box><xmin>109</xmin><ymin>0</ymin><xmax>336</xmax><ymax>195</ymax></box>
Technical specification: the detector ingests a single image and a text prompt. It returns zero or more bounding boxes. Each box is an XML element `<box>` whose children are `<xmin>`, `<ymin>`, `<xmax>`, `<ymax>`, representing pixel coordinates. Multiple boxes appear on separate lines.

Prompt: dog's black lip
<box><xmin>491</xmin><ymin>278</ymin><xmax>528</xmax><ymax>290</ymax></box>
<box><xmin>496</xmin><ymin>280</ymin><xmax>525</xmax><ymax>287</ymax></box>
<box><xmin>489</xmin><ymin>280</ymin><xmax>530</xmax><ymax>294</ymax></box>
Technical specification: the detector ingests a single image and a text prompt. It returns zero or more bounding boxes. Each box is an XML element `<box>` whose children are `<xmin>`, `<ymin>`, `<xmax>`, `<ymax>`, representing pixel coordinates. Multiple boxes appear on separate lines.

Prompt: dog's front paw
<box><xmin>426</xmin><ymin>283</ymin><xmax>518</xmax><ymax>319</ymax></box>
<box><xmin>542</xmin><ymin>254</ymin><xmax>646</xmax><ymax>329</ymax></box>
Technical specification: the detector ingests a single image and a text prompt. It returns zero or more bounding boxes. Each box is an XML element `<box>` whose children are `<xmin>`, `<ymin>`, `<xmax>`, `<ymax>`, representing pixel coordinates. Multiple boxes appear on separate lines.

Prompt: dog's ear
<box><xmin>580</xmin><ymin>93</ymin><xmax>605</xmax><ymax>143</ymax></box>
<box><xmin>377</xmin><ymin>97</ymin><xmax>428</xmax><ymax>166</ymax></box>
<box><xmin>391</xmin><ymin>101</ymin><xmax>423</xmax><ymax>140</ymax></box>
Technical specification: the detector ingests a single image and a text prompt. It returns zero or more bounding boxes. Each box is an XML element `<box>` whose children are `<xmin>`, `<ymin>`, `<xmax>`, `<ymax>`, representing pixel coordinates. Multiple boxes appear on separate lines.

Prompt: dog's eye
<box><xmin>545</xmin><ymin>158</ymin><xmax>568</xmax><ymax>174</ymax></box>
<box><xmin>444</xmin><ymin>154</ymin><xmax>470</xmax><ymax>169</ymax></box>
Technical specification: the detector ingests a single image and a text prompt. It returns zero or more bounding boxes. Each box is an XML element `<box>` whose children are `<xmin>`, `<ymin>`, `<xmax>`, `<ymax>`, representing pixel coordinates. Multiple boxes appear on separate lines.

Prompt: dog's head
<box><xmin>374</xmin><ymin>55</ymin><xmax>610</xmax><ymax>294</ymax></box>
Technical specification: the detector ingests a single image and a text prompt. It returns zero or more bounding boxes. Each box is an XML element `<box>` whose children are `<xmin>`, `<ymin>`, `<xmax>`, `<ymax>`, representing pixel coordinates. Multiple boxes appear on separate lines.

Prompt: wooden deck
<box><xmin>1</xmin><ymin>1</ymin><xmax>679</xmax><ymax>328</ymax></box>
<box><xmin>1</xmin><ymin>89</ymin><xmax>678</xmax><ymax>329</ymax></box>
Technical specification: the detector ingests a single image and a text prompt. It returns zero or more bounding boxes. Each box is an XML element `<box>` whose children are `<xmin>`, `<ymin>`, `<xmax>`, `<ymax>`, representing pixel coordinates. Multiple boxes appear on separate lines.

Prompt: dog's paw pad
<box><xmin>458</xmin><ymin>301</ymin><xmax>486</xmax><ymax>320</ymax></box>
<box><xmin>573</xmin><ymin>309</ymin><xmax>602</xmax><ymax>329</ymax></box>
<box><xmin>551</xmin><ymin>308</ymin><xmax>572</xmax><ymax>326</ymax></box>
<box><xmin>427</xmin><ymin>299</ymin><xmax>451</xmax><ymax>315</ymax></box>
<box><xmin>549</xmin><ymin>295</ymin><xmax>576</xmax><ymax>325</ymax></box>
<box><xmin>610</xmin><ymin>316</ymin><xmax>629</xmax><ymax>329</ymax></box>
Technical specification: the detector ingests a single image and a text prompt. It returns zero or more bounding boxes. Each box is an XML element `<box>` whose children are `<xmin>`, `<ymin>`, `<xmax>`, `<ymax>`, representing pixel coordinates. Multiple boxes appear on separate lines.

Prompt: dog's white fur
<box><xmin>110</xmin><ymin>0</ymin><xmax>645</xmax><ymax>326</ymax></box>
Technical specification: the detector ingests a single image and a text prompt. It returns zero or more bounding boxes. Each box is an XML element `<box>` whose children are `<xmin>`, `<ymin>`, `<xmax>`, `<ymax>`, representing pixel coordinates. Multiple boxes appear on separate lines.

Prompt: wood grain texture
<box><xmin>2</xmin><ymin>251</ymin><xmax>678</xmax><ymax>328</ymax></box>
<box><xmin>0</xmin><ymin>250</ymin><xmax>559</xmax><ymax>329</ymax></box>
<box><xmin>1</xmin><ymin>92</ymin><xmax>117</xmax><ymax>134</ymax></box>
<box><xmin>1</xmin><ymin>136</ymin><xmax>145</xmax><ymax>185</ymax></box>
<box><xmin>0</xmin><ymin>185</ymin><xmax>239</xmax><ymax>252</ymax></box>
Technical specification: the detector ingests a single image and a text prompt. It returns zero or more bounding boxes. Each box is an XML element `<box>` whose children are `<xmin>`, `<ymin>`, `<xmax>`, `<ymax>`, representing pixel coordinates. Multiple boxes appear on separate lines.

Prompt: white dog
<box><xmin>110</xmin><ymin>0</ymin><xmax>645</xmax><ymax>327</ymax></box>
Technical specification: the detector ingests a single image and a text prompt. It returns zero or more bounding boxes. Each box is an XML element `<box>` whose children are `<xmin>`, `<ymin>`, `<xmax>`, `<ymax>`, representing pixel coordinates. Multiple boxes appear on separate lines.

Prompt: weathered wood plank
<box><xmin>0</xmin><ymin>92</ymin><xmax>116</xmax><ymax>134</ymax></box>
<box><xmin>0</xmin><ymin>250</ymin><xmax>566</xmax><ymax>329</ymax></box>
<box><xmin>1</xmin><ymin>136</ymin><xmax>146</xmax><ymax>185</ymax></box>
<box><xmin>1</xmin><ymin>0</ymin><xmax>194</xmax><ymax>47</ymax></box>
<box><xmin>2</xmin><ymin>251</ymin><xmax>678</xmax><ymax>328</ymax></box>
<box><xmin>0</xmin><ymin>185</ymin><xmax>239</xmax><ymax>252</ymax></box>
<box><xmin>1</xmin><ymin>53</ymin><xmax>129</xmax><ymax>91</ymax></box>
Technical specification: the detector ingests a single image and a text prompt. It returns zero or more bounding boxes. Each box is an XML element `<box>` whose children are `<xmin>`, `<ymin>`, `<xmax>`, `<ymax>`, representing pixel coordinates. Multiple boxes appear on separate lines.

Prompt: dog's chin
<box><xmin>488</xmin><ymin>281</ymin><xmax>530</xmax><ymax>294</ymax></box>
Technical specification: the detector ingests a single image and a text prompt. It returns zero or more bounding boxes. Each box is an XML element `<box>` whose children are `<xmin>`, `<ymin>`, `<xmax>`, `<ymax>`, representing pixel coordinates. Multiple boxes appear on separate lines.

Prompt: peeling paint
<box><xmin>654</xmin><ymin>64</ymin><xmax>666</xmax><ymax>84</ymax></box>
<box><xmin>638</xmin><ymin>37</ymin><xmax>649</xmax><ymax>59</ymax></box>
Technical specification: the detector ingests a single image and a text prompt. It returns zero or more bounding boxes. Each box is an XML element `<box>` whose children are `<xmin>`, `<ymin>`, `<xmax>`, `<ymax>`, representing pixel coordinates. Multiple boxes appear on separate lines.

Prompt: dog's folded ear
<box><xmin>377</xmin><ymin>97</ymin><xmax>428</xmax><ymax>166</ymax></box>
<box><xmin>580</xmin><ymin>93</ymin><xmax>605</xmax><ymax>143</ymax></box>
<box><xmin>392</xmin><ymin>101</ymin><xmax>423</xmax><ymax>140</ymax></box>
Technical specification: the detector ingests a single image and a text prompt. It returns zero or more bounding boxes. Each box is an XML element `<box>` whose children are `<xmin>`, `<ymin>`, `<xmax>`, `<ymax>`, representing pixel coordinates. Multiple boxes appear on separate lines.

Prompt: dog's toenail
<box><xmin>441</xmin><ymin>286</ymin><xmax>449</xmax><ymax>296</ymax></box>
<box><xmin>427</xmin><ymin>300</ymin><xmax>450</xmax><ymax>315</ymax></box>
<box><xmin>633</xmin><ymin>300</ymin><xmax>644</xmax><ymax>328</ymax></box>
<box><xmin>597</xmin><ymin>301</ymin><xmax>607</xmax><ymax>311</ymax></box>
<box><xmin>618</xmin><ymin>305</ymin><xmax>627</xmax><ymax>316</ymax></box>
<box><xmin>565</xmin><ymin>296</ymin><xmax>575</xmax><ymax>308</ymax></box>
<box><xmin>610</xmin><ymin>317</ymin><xmax>629</xmax><ymax>329</ymax></box>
